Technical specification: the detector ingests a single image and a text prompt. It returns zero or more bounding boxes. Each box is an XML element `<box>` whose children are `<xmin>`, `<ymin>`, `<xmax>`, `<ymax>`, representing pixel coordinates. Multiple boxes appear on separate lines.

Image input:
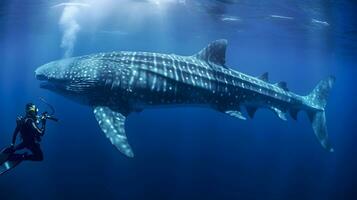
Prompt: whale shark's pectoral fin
<box><xmin>93</xmin><ymin>106</ymin><xmax>134</xmax><ymax>158</ymax></box>
<box><xmin>224</xmin><ymin>110</ymin><xmax>247</xmax><ymax>120</ymax></box>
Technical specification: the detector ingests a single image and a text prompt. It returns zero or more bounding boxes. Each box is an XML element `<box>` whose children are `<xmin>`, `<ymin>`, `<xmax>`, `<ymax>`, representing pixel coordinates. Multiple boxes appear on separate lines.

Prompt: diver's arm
<box><xmin>39</xmin><ymin>118</ymin><xmax>46</xmax><ymax>136</ymax></box>
<box><xmin>28</xmin><ymin>119</ymin><xmax>45</xmax><ymax>136</ymax></box>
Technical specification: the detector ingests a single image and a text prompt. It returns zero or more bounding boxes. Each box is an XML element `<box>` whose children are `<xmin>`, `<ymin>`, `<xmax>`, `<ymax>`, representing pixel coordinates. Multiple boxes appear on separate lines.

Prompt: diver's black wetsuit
<box><xmin>10</xmin><ymin>116</ymin><xmax>45</xmax><ymax>161</ymax></box>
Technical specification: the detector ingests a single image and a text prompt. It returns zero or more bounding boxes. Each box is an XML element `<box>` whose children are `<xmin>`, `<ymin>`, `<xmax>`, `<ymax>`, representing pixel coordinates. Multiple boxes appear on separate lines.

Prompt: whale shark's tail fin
<box><xmin>305</xmin><ymin>76</ymin><xmax>335</xmax><ymax>152</ymax></box>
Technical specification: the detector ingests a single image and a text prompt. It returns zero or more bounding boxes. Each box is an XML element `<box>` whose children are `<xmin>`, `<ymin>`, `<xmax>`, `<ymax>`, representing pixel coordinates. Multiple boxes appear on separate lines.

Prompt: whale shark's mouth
<box><xmin>36</xmin><ymin>74</ymin><xmax>66</xmax><ymax>90</ymax></box>
<box><xmin>36</xmin><ymin>74</ymin><xmax>50</xmax><ymax>88</ymax></box>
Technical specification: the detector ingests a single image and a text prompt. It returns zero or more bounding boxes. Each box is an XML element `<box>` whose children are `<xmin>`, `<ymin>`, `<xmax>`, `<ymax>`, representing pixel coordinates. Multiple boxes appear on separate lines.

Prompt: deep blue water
<box><xmin>0</xmin><ymin>0</ymin><xmax>356</xmax><ymax>199</ymax></box>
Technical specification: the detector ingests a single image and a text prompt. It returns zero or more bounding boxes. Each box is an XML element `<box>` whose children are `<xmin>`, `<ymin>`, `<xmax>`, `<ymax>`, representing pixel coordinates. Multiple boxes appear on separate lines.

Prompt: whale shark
<box><xmin>35</xmin><ymin>39</ymin><xmax>335</xmax><ymax>157</ymax></box>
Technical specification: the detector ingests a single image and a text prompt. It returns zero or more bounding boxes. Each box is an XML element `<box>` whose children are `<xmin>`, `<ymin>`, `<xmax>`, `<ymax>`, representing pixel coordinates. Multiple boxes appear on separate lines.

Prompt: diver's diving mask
<box><xmin>26</xmin><ymin>104</ymin><xmax>39</xmax><ymax>116</ymax></box>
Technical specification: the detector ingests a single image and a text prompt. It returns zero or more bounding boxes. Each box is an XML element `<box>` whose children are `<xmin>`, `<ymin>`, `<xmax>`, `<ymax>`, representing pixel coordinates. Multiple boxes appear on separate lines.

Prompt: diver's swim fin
<box><xmin>0</xmin><ymin>147</ymin><xmax>13</xmax><ymax>165</ymax></box>
<box><xmin>0</xmin><ymin>147</ymin><xmax>22</xmax><ymax>176</ymax></box>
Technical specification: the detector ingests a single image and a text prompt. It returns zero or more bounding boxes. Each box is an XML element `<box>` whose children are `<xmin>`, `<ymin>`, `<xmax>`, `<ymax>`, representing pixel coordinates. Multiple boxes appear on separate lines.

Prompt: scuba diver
<box><xmin>0</xmin><ymin>100</ymin><xmax>58</xmax><ymax>175</ymax></box>
<box><xmin>9</xmin><ymin>103</ymin><xmax>46</xmax><ymax>161</ymax></box>
<box><xmin>6</xmin><ymin>102</ymin><xmax>58</xmax><ymax>162</ymax></box>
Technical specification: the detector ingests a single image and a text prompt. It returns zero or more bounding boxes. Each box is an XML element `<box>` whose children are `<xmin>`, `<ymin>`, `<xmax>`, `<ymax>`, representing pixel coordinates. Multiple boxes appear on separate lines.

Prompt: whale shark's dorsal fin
<box><xmin>93</xmin><ymin>106</ymin><xmax>134</xmax><ymax>158</ymax></box>
<box><xmin>194</xmin><ymin>39</ymin><xmax>228</xmax><ymax>66</ymax></box>
<box><xmin>258</xmin><ymin>72</ymin><xmax>269</xmax><ymax>82</ymax></box>
<box><xmin>276</xmin><ymin>81</ymin><xmax>289</xmax><ymax>91</ymax></box>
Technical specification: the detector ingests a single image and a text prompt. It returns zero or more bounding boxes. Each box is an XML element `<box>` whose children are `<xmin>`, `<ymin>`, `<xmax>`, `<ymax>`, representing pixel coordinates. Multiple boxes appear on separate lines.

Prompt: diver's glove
<box><xmin>40</xmin><ymin>112</ymin><xmax>48</xmax><ymax>124</ymax></box>
<box><xmin>40</xmin><ymin>112</ymin><xmax>59</xmax><ymax>122</ymax></box>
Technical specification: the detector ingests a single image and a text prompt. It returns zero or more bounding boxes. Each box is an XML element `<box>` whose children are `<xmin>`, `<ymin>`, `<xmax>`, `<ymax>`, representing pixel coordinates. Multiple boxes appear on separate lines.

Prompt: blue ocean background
<box><xmin>0</xmin><ymin>0</ymin><xmax>356</xmax><ymax>199</ymax></box>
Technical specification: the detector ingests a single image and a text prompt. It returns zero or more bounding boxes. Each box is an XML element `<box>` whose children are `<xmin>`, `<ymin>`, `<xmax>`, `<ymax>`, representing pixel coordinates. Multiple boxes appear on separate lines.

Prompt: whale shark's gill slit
<box><xmin>66</xmin><ymin>79</ymin><xmax>98</xmax><ymax>92</ymax></box>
